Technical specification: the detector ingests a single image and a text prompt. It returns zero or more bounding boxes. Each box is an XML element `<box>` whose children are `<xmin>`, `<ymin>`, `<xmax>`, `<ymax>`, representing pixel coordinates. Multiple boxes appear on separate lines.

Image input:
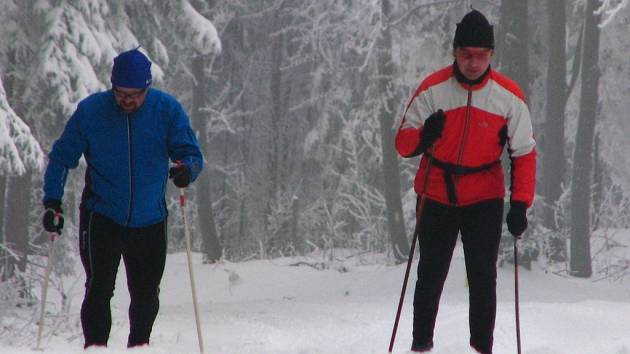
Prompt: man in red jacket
<box><xmin>395</xmin><ymin>9</ymin><xmax>536</xmax><ymax>354</ymax></box>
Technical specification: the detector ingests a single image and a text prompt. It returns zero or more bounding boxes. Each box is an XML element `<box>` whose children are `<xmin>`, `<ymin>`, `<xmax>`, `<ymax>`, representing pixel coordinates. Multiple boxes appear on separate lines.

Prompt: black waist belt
<box><xmin>426</xmin><ymin>153</ymin><xmax>500</xmax><ymax>204</ymax></box>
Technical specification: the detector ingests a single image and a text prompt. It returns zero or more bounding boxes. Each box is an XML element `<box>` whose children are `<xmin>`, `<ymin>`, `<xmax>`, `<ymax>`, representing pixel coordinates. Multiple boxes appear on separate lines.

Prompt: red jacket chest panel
<box><xmin>433</xmin><ymin>106</ymin><xmax>505</xmax><ymax>167</ymax></box>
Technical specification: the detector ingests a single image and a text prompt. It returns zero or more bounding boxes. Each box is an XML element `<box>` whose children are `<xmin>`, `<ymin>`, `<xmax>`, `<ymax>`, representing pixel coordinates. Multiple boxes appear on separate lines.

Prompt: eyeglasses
<box><xmin>113</xmin><ymin>87</ymin><xmax>147</xmax><ymax>100</ymax></box>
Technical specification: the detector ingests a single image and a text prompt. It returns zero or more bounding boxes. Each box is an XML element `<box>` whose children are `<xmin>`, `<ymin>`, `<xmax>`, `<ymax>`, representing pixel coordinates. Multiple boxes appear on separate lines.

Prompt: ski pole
<box><xmin>514</xmin><ymin>237</ymin><xmax>522</xmax><ymax>354</ymax></box>
<box><xmin>35</xmin><ymin>232</ymin><xmax>58</xmax><ymax>351</ymax></box>
<box><xmin>388</xmin><ymin>152</ymin><xmax>434</xmax><ymax>353</ymax></box>
<box><xmin>388</xmin><ymin>206</ymin><xmax>421</xmax><ymax>353</ymax></box>
<box><xmin>179</xmin><ymin>188</ymin><xmax>205</xmax><ymax>354</ymax></box>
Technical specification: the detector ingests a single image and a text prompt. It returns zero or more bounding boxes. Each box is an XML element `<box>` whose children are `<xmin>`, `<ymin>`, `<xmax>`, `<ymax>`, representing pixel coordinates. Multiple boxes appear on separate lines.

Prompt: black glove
<box><xmin>418</xmin><ymin>109</ymin><xmax>445</xmax><ymax>153</ymax></box>
<box><xmin>42</xmin><ymin>199</ymin><xmax>64</xmax><ymax>234</ymax></box>
<box><xmin>506</xmin><ymin>201</ymin><xmax>528</xmax><ymax>237</ymax></box>
<box><xmin>169</xmin><ymin>164</ymin><xmax>192</xmax><ymax>188</ymax></box>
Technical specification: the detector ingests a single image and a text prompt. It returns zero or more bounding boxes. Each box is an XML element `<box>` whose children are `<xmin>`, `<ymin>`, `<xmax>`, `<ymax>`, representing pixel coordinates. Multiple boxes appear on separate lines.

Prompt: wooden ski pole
<box><xmin>35</xmin><ymin>233</ymin><xmax>58</xmax><ymax>351</ymax></box>
<box><xmin>179</xmin><ymin>188</ymin><xmax>205</xmax><ymax>354</ymax></box>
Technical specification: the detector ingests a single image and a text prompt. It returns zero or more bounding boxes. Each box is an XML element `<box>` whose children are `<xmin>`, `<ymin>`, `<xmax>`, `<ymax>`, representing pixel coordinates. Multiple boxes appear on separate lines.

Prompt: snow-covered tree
<box><xmin>0</xmin><ymin>0</ymin><xmax>221</xmax><ymax>311</ymax></box>
<box><xmin>0</xmin><ymin>77</ymin><xmax>43</xmax><ymax>175</ymax></box>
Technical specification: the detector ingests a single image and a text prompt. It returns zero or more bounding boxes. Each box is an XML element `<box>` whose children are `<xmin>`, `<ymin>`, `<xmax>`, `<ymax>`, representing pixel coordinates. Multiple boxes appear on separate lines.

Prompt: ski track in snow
<box><xmin>2</xmin><ymin>245</ymin><xmax>630</xmax><ymax>354</ymax></box>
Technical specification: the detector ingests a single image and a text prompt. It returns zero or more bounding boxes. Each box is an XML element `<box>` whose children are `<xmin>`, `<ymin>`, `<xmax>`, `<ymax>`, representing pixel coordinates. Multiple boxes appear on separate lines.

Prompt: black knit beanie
<box><xmin>453</xmin><ymin>10</ymin><xmax>494</xmax><ymax>49</ymax></box>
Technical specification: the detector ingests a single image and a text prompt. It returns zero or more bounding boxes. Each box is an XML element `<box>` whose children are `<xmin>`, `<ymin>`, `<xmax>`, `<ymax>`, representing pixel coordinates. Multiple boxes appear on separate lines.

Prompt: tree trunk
<box><xmin>495</xmin><ymin>1</ymin><xmax>542</xmax><ymax>267</ymax></box>
<box><xmin>191</xmin><ymin>55</ymin><xmax>222</xmax><ymax>263</ymax></box>
<box><xmin>267</xmin><ymin>3</ymin><xmax>288</xmax><ymax>253</ymax></box>
<box><xmin>269</xmin><ymin>4</ymin><xmax>285</xmax><ymax>202</ymax></box>
<box><xmin>542</xmin><ymin>0</ymin><xmax>567</xmax><ymax>261</ymax></box>
<box><xmin>379</xmin><ymin>0</ymin><xmax>409</xmax><ymax>262</ymax></box>
<box><xmin>238</xmin><ymin>198</ymin><xmax>247</xmax><ymax>259</ymax></box>
<box><xmin>0</xmin><ymin>176</ymin><xmax>6</xmax><ymax>280</ymax></box>
<box><xmin>497</xmin><ymin>0</ymin><xmax>530</xmax><ymax>96</ymax></box>
<box><xmin>497</xmin><ymin>0</ymin><xmax>531</xmax><ymax>200</ymax></box>
<box><xmin>290</xmin><ymin>194</ymin><xmax>302</xmax><ymax>255</ymax></box>
<box><xmin>591</xmin><ymin>133</ymin><xmax>604</xmax><ymax>230</ymax></box>
<box><xmin>570</xmin><ymin>0</ymin><xmax>601</xmax><ymax>278</ymax></box>
<box><xmin>4</xmin><ymin>174</ymin><xmax>31</xmax><ymax>279</ymax></box>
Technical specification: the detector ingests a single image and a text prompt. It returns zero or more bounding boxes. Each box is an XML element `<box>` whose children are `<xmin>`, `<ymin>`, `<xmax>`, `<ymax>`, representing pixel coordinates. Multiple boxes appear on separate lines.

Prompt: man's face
<box><xmin>113</xmin><ymin>86</ymin><xmax>148</xmax><ymax>113</ymax></box>
<box><xmin>454</xmin><ymin>47</ymin><xmax>493</xmax><ymax>81</ymax></box>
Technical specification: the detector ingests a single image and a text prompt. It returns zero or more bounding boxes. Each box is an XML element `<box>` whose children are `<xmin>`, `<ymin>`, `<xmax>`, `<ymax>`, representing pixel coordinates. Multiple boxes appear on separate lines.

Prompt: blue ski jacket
<box><xmin>43</xmin><ymin>88</ymin><xmax>203</xmax><ymax>227</ymax></box>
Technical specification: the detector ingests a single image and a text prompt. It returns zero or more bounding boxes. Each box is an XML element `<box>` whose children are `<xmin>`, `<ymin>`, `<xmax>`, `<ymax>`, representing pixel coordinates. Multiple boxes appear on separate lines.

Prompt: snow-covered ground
<box><xmin>2</xmin><ymin>240</ymin><xmax>630</xmax><ymax>354</ymax></box>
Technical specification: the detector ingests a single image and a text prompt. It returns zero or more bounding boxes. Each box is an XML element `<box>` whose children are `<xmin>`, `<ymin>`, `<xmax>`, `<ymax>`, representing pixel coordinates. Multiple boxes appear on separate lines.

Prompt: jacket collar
<box><xmin>453</xmin><ymin>62</ymin><xmax>491</xmax><ymax>90</ymax></box>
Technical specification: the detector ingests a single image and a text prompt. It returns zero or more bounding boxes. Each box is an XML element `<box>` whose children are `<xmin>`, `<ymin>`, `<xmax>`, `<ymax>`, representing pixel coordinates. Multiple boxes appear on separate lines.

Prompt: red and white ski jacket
<box><xmin>395</xmin><ymin>64</ymin><xmax>536</xmax><ymax>207</ymax></box>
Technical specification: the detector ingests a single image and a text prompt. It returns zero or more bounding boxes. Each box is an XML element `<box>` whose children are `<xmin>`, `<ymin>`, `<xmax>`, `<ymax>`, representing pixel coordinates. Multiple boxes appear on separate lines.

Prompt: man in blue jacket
<box><xmin>41</xmin><ymin>48</ymin><xmax>203</xmax><ymax>348</ymax></box>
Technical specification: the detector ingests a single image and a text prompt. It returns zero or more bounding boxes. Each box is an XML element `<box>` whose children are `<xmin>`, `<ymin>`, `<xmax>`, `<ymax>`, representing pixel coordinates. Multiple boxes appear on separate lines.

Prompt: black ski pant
<box><xmin>412</xmin><ymin>198</ymin><xmax>503</xmax><ymax>354</ymax></box>
<box><xmin>79</xmin><ymin>208</ymin><xmax>167</xmax><ymax>348</ymax></box>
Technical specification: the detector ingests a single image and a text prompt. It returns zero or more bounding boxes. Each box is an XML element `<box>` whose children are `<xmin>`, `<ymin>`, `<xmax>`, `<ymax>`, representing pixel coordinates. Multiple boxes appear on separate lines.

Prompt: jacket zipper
<box><xmin>453</xmin><ymin>87</ymin><xmax>473</xmax><ymax>206</ymax></box>
<box><xmin>126</xmin><ymin>114</ymin><xmax>134</xmax><ymax>226</ymax></box>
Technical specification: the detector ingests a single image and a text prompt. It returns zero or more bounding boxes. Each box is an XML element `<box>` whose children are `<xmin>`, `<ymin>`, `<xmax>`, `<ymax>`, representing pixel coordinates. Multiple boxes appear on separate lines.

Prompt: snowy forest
<box><xmin>1</xmin><ymin>0</ymin><xmax>630</xmax><ymax>352</ymax></box>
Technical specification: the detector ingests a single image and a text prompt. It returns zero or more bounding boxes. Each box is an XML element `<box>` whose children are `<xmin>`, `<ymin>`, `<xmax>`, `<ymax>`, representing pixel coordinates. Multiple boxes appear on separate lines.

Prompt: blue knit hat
<box><xmin>110</xmin><ymin>48</ymin><xmax>152</xmax><ymax>89</ymax></box>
